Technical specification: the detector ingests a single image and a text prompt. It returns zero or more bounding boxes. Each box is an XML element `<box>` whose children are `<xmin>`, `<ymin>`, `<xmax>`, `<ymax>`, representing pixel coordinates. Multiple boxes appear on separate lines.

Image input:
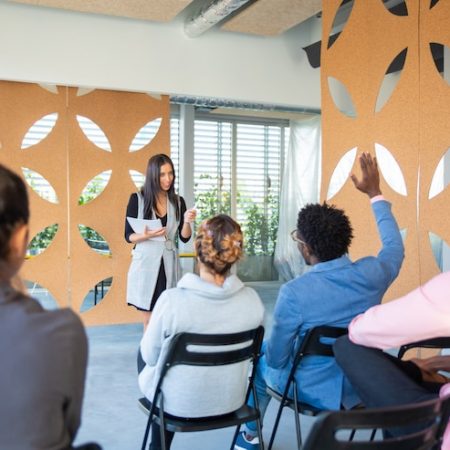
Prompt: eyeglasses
<box><xmin>290</xmin><ymin>230</ymin><xmax>306</xmax><ymax>246</ymax></box>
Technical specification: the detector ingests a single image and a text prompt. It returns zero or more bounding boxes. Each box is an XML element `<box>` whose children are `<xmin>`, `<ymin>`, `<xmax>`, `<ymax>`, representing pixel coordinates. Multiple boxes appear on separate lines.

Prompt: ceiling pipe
<box><xmin>171</xmin><ymin>95</ymin><xmax>321</xmax><ymax>115</ymax></box>
<box><xmin>184</xmin><ymin>0</ymin><xmax>253</xmax><ymax>38</ymax></box>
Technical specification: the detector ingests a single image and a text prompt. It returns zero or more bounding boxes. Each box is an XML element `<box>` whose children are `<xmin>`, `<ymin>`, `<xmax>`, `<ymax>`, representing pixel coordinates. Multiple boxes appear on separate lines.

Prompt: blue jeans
<box><xmin>244</xmin><ymin>354</ymin><xmax>291</xmax><ymax>436</ymax></box>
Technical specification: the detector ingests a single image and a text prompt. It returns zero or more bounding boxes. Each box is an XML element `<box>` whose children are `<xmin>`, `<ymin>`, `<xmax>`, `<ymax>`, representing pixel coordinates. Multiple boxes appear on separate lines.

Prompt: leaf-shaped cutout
<box><xmin>327</xmin><ymin>0</ymin><xmax>354</xmax><ymax>49</ymax></box>
<box><xmin>129</xmin><ymin>118</ymin><xmax>162</xmax><ymax>152</ymax></box>
<box><xmin>22</xmin><ymin>167</ymin><xmax>59</xmax><ymax>203</ymax></box>
<box><xmin>76</xmin><ymin>115</ymin><xmax>111</xmax><ymax>151</ymax></box>
<box><xmin>78</xmin><ymin>224</ymin><xmax>111</xmax><ymax>256</ymax></box>
<box><xmin>429</xmin><ymin>147</ymin><xmax>450</xmax><ymax>199</ymax></box>
<box><xmin>430</xmin><ymin>0</ymin><xmax>440</xmax><ymax>9</ymax></box>
<box><xmin>429</xmin><ymin>43</ymin><xmax>447</xmax><ymax>81</ymax></box>
<box><xmin>21</xmin><ymin>113</ymin><xmax>58</xmax><ymax>149</ymax></box>
<box><xmin>24</xmin><ymin>280</ymin><xmax>60</xmax><ymax>310</ymax></box>
<box><xmin>375</xmin><ymin>48</ymin><xmax>407</xmax><ymax>113</ymax></box>
<box><xmin>38</xmin><ymin>84</ymin><xmax>58</xmax><ymax>94</ymax></box>
<box><xmin>429</xmin><ymin>231</ymin><xmax>449</xmax><ymax>272</ymax></box>
<box><xmin>382</xmin><ymin>1</ymin><xmax>408</xmax><ymax>16</ymax></box>
<box><xmin>374</xmin><ymin>143</ymin><xmax>407</xmax><ymax>196</ymax></box>
<box><xmin>147</xmin><ymin>93</ymin><xmax>162</xmax><ymax>100</ymax></box>
<box><xmin>78</xmin><ymin>170</ymin><xmax>112</xmax><ymax>204</ymax></box>
<box><xmin>77</xmin><ymin>87</ymin><xmax>95</xmax><ymax>97</ymax></box>
<box><xmin>400</xmin><ymin>228</ymin><xmax>408</xmax><ymax>242</ymax></box>
<box><xmin>326</xmin><ymin>147</ymin><xmax>357</xmax><ymax>200</ymax></box>
<box><xmin>80</xmin><ymin>277</ymin><xmax>112</xmax><ymax>313</ymax></box>
<box><xmin>327</xmin><ymin>76</ymin><xmax>357</xmax><ymax>117</ymax></box>
<box><xmin>129</xmin><ymin>170</ymin><xmax>146</xmax><ymax>189</ymax></box>
<box><xmin>26</xmin><ymin>224</ymin><xmax>58</xmax><ymax>257</ymax></box>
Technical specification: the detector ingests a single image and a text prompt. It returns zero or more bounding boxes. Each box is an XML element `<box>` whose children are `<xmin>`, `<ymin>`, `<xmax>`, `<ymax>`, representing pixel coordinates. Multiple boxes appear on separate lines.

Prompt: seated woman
<box><xmin>0</xmin><ymin>164</ymin><xmax>92</xmax><ymax>449</ymax></box>
<box><xmin>138</xmin><ymin>214</ymin><xmax>265</xmax><ymax>450</ymax></box>
<box><xmin>334</xmin><ymin>271</ymin><xmax>450</xmax><ymax>448</ymax></box>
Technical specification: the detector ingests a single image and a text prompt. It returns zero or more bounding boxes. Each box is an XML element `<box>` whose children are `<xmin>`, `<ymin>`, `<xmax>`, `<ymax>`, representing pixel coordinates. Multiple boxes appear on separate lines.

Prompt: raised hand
<box><xmin>350</xmin><ymin>152</ymin><xmax>382</xmax><ymax>198</ymax></box>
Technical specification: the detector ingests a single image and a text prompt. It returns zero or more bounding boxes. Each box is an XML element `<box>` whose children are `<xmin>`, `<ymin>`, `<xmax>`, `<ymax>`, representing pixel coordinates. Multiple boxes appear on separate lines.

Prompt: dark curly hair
<box><xmin>296</xmin><ymin>202</ymin><xmax>353</xmax><ymax>262</ymax></box>
<box><xmin>0</xmin><ymin>164</ymin><xmax>29</xmax><ymax>261</ymax></box>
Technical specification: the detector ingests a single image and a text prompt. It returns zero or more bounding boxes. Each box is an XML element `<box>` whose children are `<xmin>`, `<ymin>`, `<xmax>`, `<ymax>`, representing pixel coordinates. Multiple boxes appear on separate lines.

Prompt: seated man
<box><xmin>334</xmin><ymin>270</ymin><xmax>450</xmax><ymax>448</ymax></box>
<box><xmin>235</xmin><ymin>152</ymin><xmax>405</xmax><ymax>450</ymax></box>
<box><xmin>0</xmin><ymin>164</ymin><xmax>91</xmax><ymax>450</ymax></box>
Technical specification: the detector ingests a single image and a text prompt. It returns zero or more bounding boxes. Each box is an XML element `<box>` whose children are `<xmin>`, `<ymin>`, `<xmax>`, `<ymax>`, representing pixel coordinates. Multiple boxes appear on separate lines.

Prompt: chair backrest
<box><xmin>290</xmin><ymin>325</ymin><xmax>348</xmax><ymax>380</ymax></box>
<box><xmin>151</xmin><ymin>326</ymin><xmax>265</xmax><ymax>413</ymax></box>
<box><xmin>303</xmin><ymin>396</ymin><xmax>450</xmax><ymax>450</ymax></box>
<box><xmin>398</xmin><ymin>337</ymin><xmax>450</xmax><ymax>359</ymax></box>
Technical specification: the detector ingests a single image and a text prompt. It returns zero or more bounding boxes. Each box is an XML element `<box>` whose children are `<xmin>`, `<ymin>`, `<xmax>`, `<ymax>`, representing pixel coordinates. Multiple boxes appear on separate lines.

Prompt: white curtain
<box><xmin>274</xmin><ymin>116</ymin><xmax>321</xmax><ymax>281</ymax></box>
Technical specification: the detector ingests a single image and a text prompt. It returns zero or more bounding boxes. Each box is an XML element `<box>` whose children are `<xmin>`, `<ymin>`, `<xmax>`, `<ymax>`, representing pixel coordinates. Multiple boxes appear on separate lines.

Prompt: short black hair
<box><xmin>0</xmin><ymin>164</ymin><xmax>29</xmax><ymax>260</ymax></box>
<box><xmin>297</xmin><ymin>202</ymin><xmax>353</xmax><ymax>262</ymax></box>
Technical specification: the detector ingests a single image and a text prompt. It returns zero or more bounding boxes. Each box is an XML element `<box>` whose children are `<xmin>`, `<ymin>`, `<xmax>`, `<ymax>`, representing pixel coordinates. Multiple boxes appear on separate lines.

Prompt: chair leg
<box><xmin>292</xmin><ymin>389</ymin><xmax>302</xmax><ymax>449</ymax></box>
<box><xmin>267</xmin><ymin>402</ymin><xmax>285</xmax><ymax>450</ymax></box>
<box><xmin>160</xmin><ymin>399</ymin><xmax>166</xmax><ymax>450</ymax></box>
<box><xmin>348</xmin><ymin>429</ymin><xmax>356</xmax><ymax>441</ymax></box>
<box><xmin>141</xmin><ymin>414</ymin><xmax>152</xmax><ymax>450</ymax></box>
<box><xmin>229</xmin><ymin>425</ymin><xmax>241</xmax><ymax>450</ymax></box>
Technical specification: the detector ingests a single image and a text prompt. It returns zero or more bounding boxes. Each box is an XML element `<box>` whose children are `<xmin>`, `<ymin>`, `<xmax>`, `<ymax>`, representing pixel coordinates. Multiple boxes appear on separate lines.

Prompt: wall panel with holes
<box><xmin>321</xmin><ymin>0</ymin><xmax>450</xmax><ymax>300</ymax></box>
<box><xmin>0</xmin><ymin>81</ymin><xmax>170</xmax><ymax>325</ymax></box>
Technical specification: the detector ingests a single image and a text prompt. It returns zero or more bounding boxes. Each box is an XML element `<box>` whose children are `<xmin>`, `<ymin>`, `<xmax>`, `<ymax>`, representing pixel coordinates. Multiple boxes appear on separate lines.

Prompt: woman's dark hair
<box><xmin>297</xmin><ymin>202</ymin><xmax>353</xmax><ymax>262</ymax></box>
<box><xmin>141</xmin><ymin>154</ymin><xmax>179</xmax><ymax>220</ymax></box>
<box><xmin>195</xmin><ymin>214</ymin><xmax>243</xmax><ymax>276</ymax></box>
<box><xmin>0</xmin><ymin>164</ymin><xmax>29</xmax><ymax>260</ymax></box>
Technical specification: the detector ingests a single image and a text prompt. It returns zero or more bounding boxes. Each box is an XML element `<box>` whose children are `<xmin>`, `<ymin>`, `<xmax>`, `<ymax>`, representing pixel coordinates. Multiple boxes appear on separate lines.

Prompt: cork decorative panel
<box><xmin>0</xmin><ymin>81</ymin><xmax>170</xmax><ymax>325</ymax></box>
<box><xmin>321</xmin><ymin>0</ymin><xmax>450</xmax><ymax>300</ymax></box>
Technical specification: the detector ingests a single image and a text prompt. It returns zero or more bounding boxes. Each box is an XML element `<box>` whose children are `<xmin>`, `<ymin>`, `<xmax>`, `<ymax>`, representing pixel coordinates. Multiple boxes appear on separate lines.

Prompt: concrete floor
<box><xmin>66</xmin><ymin>281</ymin><xmax>317</xmax><ymax>450</ymax></box>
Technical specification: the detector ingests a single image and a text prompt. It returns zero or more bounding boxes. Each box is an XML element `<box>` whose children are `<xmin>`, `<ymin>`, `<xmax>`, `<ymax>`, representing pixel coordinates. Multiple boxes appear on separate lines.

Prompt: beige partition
<box><xmin>321</xmin><ymin>0</ymin><xmax>450</xmax><ymax>301</ymax></box>
<box><xmin>0</xmin><ymin>81</ymin><xmax>170</xmax><ymax>325</ymax></box>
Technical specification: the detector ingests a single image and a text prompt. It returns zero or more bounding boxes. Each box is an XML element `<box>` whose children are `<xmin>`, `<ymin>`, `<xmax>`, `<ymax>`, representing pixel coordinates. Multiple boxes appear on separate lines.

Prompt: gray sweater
<box><xmin>0</xmin><ymin>282</ymin><xmax>87</xmax><ymax>450</ymax></box>
<box><xmin>139</xmin><ymin>273</ymin><xmax>264</xmax><ymax>417</ymax></box>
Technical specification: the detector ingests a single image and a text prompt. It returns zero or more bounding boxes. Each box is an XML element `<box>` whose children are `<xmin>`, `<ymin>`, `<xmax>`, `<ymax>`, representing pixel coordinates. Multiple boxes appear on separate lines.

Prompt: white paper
<box><xmin>126</xmin><ymin>217</ymin><xmax>165</xmax><ymax>242</ymax></box>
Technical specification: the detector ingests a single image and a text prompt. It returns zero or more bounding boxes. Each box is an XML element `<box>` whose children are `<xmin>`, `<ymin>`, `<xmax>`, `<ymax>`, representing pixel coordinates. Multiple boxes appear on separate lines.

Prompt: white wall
<box><xmin>0</xmin><ymin>1</ymin><xmax>321</xmax><ymax>109</ymax></box>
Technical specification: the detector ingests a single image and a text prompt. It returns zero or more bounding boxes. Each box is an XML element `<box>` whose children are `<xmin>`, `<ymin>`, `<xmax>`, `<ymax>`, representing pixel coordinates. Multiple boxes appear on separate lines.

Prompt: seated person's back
<box><xmin>139</xmin><ymin>215</ymin><xmax>264</xmax><ymax>449</ymax></box>
<box><xmin>0</xmin><ymin>164</ymin><xmax>88</xmax><ymax>450</ymax></box>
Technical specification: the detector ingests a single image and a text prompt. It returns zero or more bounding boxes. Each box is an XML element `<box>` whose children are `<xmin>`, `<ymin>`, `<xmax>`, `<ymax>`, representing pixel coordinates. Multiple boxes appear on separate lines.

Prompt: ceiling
<box><xmin>8</xmin><ymin>0</ymin><xmax>322</xmax><ymax>37</ymax></box>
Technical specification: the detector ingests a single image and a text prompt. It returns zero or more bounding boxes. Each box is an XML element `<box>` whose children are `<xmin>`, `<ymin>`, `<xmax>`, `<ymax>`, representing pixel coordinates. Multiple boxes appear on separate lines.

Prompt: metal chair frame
<box><xmin>140</xmin><ymin>326</ymin><xmax>265</xmax><ymax>450</ymax></box>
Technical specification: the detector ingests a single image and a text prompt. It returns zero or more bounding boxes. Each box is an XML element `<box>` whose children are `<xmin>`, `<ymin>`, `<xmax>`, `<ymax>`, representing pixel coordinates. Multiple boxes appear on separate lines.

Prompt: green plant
<box><xmin>28</xmin><ymin>224</ymin><xmax>58</xmax><ymax>255</ymax></box>
<box><xmin>78</xmin><ymin>177</ymin><xmax>105</xmax><ymax>244</ymax></box>
<box><xmin>194</xmin><ymin>174</ymin><xmax>232</xmax><ymax>223</ymax></box>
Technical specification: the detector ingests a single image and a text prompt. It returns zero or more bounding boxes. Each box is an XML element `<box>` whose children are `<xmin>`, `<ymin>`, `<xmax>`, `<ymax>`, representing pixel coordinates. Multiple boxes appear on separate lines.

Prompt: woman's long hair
<box><xmin>141</xmin><ymin>154</ymin><xmax>179</xmax><ymax>220</ymax></box>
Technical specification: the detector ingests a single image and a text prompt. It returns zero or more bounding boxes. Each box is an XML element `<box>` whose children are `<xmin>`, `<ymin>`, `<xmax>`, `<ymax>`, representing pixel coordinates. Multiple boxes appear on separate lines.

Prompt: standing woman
<box><xmin>125</xmin><ymin>154</ymin><xmax>196</xmax><ymax>330</ymax></box>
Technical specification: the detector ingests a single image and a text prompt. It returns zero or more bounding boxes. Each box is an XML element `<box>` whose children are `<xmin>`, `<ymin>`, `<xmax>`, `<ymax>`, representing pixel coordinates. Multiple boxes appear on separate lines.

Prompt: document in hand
<box><xmin>126</xmin><ymin>217</ymin><xmax>165</xmax><ymax>241</ymax></box>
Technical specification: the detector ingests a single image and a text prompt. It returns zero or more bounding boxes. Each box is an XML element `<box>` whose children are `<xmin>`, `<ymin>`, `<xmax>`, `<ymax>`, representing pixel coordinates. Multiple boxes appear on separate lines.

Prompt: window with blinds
<box><xmin>171</xmin><ymin>114</ymin><xmax>288</xmax><ymax>261</ymax></box>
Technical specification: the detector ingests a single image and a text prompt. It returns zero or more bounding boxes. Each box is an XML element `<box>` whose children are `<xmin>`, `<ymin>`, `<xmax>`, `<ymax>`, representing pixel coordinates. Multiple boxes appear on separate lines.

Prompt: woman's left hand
<box><xmin>184</xmin><ymin>208</ymin><xmax>197</xmax><ymax>224</ymax></box>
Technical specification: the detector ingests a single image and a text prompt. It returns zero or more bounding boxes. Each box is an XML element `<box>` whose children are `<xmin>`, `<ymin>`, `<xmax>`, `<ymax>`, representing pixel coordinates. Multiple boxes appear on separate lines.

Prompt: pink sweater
<box><xmin>349</xmin><ymin>271</ymin><xmax>450</xmax><ymax>449</ymax></box>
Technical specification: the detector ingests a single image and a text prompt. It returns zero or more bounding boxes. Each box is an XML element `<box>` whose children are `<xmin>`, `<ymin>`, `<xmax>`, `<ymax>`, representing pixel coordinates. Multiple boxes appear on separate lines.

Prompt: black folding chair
<box><xmin>139</xmin><ymin>326</ymin><xmax>265</xmax><ymax>450</ymax></box>
<box><xmin>302</xmin><ymin>395</ymin><xmax>450</xmax><ymax>450</ymax></box>
<box><xmin>267</xmin><ymin>325</ymin><xmax>348</xmax><ymax>450</ymax></box>
<box><xmin>398</xmin><ymin>337</ymin><xmax>450</xmax><ymax>359</ymax></box>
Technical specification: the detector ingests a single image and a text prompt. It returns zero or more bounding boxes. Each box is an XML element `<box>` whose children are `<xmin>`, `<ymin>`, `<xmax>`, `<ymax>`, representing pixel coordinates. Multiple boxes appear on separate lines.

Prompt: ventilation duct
<box><xmin>170</xmin><ymin>95</ymin><xmax>320</xmax><ymax>115</ymax></box>
<box><xmin>184</xmin><ymin>0</ymin><xmax>253</xmax><ymax>38</ymax></box>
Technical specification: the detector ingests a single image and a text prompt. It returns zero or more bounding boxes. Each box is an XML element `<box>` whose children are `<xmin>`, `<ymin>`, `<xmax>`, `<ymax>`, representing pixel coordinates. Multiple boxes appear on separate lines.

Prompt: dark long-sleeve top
<box><xmin>124</xmin><ymin>193</ymin><xmax>190</xmax><ymax>244</ymax></box>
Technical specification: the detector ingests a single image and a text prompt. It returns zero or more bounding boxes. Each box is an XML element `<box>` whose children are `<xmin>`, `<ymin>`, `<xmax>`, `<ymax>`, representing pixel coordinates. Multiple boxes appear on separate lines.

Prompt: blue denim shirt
<box><xmin>266</xmin><ymin>200</ymin><xmax>404</xmax><ymax>410</ymax></box>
